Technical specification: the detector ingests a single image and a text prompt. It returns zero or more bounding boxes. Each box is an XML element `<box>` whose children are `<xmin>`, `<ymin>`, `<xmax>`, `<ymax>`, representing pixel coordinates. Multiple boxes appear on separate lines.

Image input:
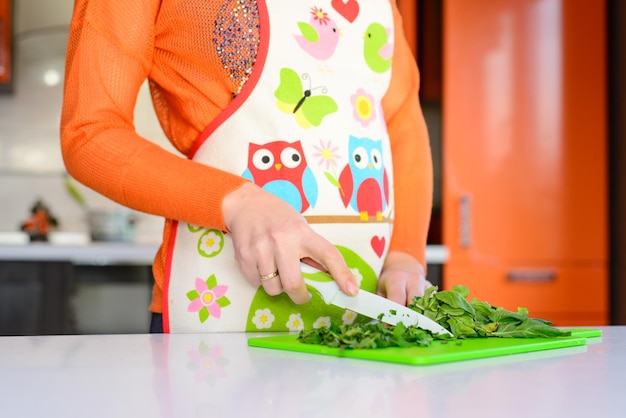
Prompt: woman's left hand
<box><xmin>377</xmin><ymin>250</ymin><xmax>432</xmax><ymax>306</ymax></box>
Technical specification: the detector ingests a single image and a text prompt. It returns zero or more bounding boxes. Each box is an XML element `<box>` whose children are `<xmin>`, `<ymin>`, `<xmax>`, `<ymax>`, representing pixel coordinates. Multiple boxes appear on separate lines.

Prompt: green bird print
<box><xmin>363</xmin><ymin>22</ymin><xmax>393</xmax><ymax>74</ymax></box>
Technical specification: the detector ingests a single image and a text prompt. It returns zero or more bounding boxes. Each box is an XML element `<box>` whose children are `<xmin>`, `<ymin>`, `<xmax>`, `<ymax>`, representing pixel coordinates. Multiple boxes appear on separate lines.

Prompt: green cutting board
<box><xmin>247</xmin><ymin>328</ymin><xmax>601</xmax><ymax>366</ymax></box>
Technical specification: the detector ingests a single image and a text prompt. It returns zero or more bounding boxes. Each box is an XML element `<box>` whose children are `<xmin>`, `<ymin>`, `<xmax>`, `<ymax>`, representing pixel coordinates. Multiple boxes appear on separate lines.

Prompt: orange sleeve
<box><xmin>60</xmin><ymin>0</ymin><xmax>247</xmax><ymax>232</ymax></box>
<box><xmin>383</xmin><ymin>4</ymin><xmax>434</xmax><ymax>267</ymax></box>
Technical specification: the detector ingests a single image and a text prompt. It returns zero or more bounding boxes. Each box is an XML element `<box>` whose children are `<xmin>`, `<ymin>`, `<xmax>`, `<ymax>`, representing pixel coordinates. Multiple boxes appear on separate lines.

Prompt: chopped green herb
<box><xmin>298</xmin><ymin>321</ymin><xmax>436</xmax><ymax>350</ymax></box>
<box><xmin>298</xmin><ymin>285</ymin><xmax>571</xmax><ymax>349</ymax></box>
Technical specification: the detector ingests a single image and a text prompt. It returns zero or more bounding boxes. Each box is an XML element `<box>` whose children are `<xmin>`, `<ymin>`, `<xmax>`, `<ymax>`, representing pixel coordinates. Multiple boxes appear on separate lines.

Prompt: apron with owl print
<box><xmin>164</xmin><ymin>0</ymin><xmax>396</xmax><ymax>332</ymax></box>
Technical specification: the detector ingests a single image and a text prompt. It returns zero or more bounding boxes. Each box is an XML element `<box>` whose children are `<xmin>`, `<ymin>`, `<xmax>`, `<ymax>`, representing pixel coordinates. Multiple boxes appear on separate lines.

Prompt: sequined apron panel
<box><xmin>164</xmin><ymin>0</ymin><xmax>395</xmax><ymax>332</ymax></box>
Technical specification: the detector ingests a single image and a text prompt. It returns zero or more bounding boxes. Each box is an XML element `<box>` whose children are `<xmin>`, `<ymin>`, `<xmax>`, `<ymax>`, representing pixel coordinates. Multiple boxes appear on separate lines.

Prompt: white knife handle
<box><xmin>302</xmin><ymin>278</ymin><xmax>341</xmax><ymax>305</ymax></box>
<box><xmin>300</xmin><ymin>262</ymin><xmax>323</xmax><ymax>275</ymax></box>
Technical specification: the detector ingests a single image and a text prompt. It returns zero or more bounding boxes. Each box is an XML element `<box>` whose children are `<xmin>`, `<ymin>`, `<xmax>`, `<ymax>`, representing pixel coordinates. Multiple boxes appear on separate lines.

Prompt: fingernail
<box><xmin>347</xmin><ymin>280</ymin><xmax>359</xmax><ymax>295</ymax></box>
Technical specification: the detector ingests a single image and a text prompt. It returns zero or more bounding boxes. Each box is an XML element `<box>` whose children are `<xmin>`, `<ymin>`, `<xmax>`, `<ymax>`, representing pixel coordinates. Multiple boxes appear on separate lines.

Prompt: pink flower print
<box><xmin>312</xmin><ymin>139</ymin><xmax>341</xmax><ymax>171</ymax></box>
<box><xmin>313</xmin><ymin>139</ymin><xmax>345</xmax><ymax>195</ymax></box>
<box><xmin>311</xmin><ymin>6</ymin><xmax>330</xmax><ymax>25</ymax></box>
<box><xmin>187</xmin><ymin>341</ymin><xmax>228</xmax><ymax>383</ymax></box>
<box><xmin>351</xmin><ymin>88</ymin><xmax>377</xmax><ymax>127</ymax></box>
<box><xmin>187</xmin><ymin>274</ymin><xmax>231</xmax><ymax>323</ymax></box>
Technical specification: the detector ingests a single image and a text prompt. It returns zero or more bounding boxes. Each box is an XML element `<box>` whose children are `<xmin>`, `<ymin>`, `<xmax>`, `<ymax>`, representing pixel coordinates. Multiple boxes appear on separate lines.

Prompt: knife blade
<box><xmin>300</xmin><ymin>262</ymin><xmax>453</xmax><ymax>337</ymax></box>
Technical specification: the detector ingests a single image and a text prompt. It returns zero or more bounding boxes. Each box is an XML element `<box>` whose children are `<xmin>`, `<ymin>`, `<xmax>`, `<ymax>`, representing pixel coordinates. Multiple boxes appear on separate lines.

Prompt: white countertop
<box><xmin>0</xmin><ymin>243</ymin><xmax>449</xmax><ymax>265</ymax></box>
<box><xmin>0</xmin><ymin>326</ymin><xmax>621</xmax><ymax>418</ymax></box>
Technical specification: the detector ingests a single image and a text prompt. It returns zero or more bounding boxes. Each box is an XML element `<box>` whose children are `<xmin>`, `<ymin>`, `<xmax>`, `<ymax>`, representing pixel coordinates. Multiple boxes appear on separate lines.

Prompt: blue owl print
<box><xmin>242</xmin><ymin>140</ymin><xmax>318</xmax><ymax>213</ymax></box>
<box><xmin>338</xmin><ymin>135</ymin><xmax>389</xmax><ymax>221</ymax></box>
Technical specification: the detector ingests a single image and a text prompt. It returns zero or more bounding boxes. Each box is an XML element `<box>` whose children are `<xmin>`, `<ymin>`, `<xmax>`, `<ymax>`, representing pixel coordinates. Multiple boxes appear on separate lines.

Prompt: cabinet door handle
<box><xmin>458</xmin><ymin>194</ymin><xmax>471</xmax><ymax>248</ymax></box>
<box><xmin>506</xmin><ymin>270</ymin><xmax>557</xmax><ymax>282</ymax></box>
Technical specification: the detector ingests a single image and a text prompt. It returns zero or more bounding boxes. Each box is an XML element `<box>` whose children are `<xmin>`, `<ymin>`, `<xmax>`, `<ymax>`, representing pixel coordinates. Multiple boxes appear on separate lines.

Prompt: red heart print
<box><xmin>370</xmin><ymin>236</ymin><xmax>386</xmax><ymax>258</ymax></box>
<box><xmin>331</xmin><ymin>0</ymin><xmax>360</xmax><ymax>23</ymax></box>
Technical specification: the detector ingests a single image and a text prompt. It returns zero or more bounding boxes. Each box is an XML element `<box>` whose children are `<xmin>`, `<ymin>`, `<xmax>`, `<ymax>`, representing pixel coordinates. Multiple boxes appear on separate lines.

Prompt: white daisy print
<box><xmin>286</xmin><ymin>313</ymin><xmax>305</xmax><ymax>331</ymax></box>
<box><xmin>313</xmin><ymin>316</ymin><xmax>331</xmax><ymax>329</ymax></box>
<box><xmin>350</xmin><ymin>267</ymin><xmax>363</xmax><ymax>286</ymax></box>
<box><xmin>252</xmin><ymin>308</ymin><xmax>275</xmax><ymax>329</ymax></box>
<box><xmin>198</xmin><ymin>229</ymin><xmax>224</xmax><ymax>258</ymax></box>
<box><xmin>342</xmin><ymin>309</ymin><xmax>358</xmax><ymax>325</ymax></box>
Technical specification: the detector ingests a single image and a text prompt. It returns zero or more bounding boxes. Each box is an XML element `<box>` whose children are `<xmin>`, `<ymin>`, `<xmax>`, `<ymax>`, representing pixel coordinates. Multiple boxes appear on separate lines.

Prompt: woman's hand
<box><xmin>377</xmin><ymin>250</ymin><xmax>432</xmax><ymax>306</ymax></box>
<box><xmin>222</xmin><ymin>182</ymin><xmax>359</xmax><ymax>304</ymax></box>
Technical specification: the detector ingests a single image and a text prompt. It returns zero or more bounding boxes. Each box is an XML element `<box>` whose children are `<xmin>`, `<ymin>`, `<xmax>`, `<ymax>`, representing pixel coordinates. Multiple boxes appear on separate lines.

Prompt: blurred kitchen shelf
<box><xmin>0</xmin><ymin>243</ymin><xmax>448</xmax><ymax>266</ymax></box>
<box><xmin>0</xmin><ymin>169</ymin><xmax>66</xmax><ymax>176</ymax></box>
<box><xmin>0</xmin><ymin>242</ymin><xmax>160</xmax><ymax>265</ymax></box>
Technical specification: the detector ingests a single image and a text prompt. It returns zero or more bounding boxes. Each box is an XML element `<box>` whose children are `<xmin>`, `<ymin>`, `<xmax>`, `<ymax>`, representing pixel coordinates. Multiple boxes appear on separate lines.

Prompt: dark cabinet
<box><xmin>0</xmin><ymin>261</ymin><xmax>74</xmax><ymax>335</ymax></box>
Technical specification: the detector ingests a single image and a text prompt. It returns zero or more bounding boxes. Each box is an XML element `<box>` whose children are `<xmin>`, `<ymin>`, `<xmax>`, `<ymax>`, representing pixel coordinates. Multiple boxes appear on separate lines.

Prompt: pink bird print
<box><xmin>294</xmin><ymin>7</ymin><xmax>340</xmax><ymax>71</ymax></box>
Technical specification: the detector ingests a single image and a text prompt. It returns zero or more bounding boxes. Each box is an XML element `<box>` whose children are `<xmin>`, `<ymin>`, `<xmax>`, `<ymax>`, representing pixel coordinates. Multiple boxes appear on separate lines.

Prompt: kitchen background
<box><xmin>1</xmin><ymin>0</ymin><xmax>625</xmax><ymax>334</ymax></box>
<box><xmin>0</xmin><ymin>0</ymin><xmax>176</xmax><ymax>241</ymax></box>
<box><xmin>0</xmin><ymin>0</ymin><xmax>178</xmax><ymax>334</ymax></box>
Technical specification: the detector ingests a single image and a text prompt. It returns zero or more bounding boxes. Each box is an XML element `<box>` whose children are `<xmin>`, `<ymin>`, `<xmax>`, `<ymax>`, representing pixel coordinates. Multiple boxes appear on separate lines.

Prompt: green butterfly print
<box><xmin>274</xmin><ymin>68</ymin><xmax>338</xmax><ymax>129</ymax></box>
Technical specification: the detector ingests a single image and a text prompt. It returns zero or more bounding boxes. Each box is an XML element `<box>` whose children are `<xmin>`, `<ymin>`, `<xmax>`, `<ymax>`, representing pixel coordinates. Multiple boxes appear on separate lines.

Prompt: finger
<box><xmin>257</xmin><ymin>257</ymin><xmax>278</xmax><ymax>284</ymax></box>
<box><xmin>405</xmin><ymin>279</ymin><xmax>422</xmax><ymax>305</ymax></box>
<box><xmin>275</xmin><ymin>255</ymin><xmax>311</xmax><ymax>305</ymax></box>
<box><xmin>406</xmin><ymin>275</ymin><xmax>430</xmax><ymax>303</ymax></box>
<box><xmin>234</xmin><ymin>244</ymin><xmax>263</xmax><ymax>284</ymax></box>
<box><xmin>235</xmin><ymin>235</ymin><xmax>274</xmax><ymax>284</ymax></box>
<box><xmin>305</xmin><ymin>241</ymin><xmax>358</xmax><ymax>296</ymax></box>
<box><xmin>256</xmin><ymin>255</ymin><xmax>284</xmax><ymax>295</ymax></box>
<box><xmin>237</xmin><ymin>257</ymin><xmax>259</xmax><ymax>284</ymax></box>
<box><xmin>380</xmin><ymin>278</ymin><xmax>408</xmax><ymax>306</ymax></box>
<box><xmin>259</xmin><ymin>272</ymin><xmax>283</xmax><ymax>296</ymax></box>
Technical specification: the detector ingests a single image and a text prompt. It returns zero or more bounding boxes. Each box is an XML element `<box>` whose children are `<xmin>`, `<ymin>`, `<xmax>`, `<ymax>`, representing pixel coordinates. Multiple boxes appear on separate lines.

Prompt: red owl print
<box><xmin>242</xmin><ymin>140</ymin><xmax>319</xmax><ymax>213</ymax></box>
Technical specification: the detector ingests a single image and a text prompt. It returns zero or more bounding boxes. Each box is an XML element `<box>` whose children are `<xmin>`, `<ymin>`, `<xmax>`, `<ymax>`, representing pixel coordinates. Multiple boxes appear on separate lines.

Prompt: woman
<box><xmin>60</xmin><ymin>0</ymin><xmax>433</xmax><ymax>333</ymax></box>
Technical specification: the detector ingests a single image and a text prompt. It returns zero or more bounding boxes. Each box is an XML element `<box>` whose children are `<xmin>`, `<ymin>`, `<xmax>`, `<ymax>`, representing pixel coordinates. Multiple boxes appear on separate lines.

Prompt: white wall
<box><xmin>13</xmin><ymin>0</ymin><xmax>74</xmax><ymax>34</ymax></box>
<box><xmin>0</xmin><ymin>0</ymin><xmax>175</xmax><ymax>243</ymax></box>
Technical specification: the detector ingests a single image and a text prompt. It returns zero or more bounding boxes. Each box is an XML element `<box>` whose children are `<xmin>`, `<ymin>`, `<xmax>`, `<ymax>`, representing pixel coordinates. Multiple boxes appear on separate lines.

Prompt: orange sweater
<box><xmin>60</xmin><ymin>0</ymin><xmax>433</xmax><ymax>313</ymax></box>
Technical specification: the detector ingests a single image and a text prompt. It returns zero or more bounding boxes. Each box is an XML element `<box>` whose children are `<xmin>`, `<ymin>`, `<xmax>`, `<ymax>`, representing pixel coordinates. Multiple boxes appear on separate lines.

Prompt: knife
<box><xmin>300</xmin><ymin>262</ymin><xmax>453</xmax><ymax>337</ymax></box>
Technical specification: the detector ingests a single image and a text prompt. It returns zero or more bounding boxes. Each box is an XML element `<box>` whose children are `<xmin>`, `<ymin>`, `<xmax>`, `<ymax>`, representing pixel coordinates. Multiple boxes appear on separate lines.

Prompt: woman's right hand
<box><xmin>222</xmin><ymin>182</ymin><xmax>359</xmax><ymax>304</ymax></box>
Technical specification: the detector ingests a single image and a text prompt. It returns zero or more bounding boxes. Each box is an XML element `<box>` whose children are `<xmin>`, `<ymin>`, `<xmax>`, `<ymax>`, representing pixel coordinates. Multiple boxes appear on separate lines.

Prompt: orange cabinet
<box><xmin>445</xmin><ymin>264</ymin><xmax>607</xmax><ymax>326</ymax></box>
<box><xmin>442</xmin><ymin>0</ymin><xmax>608</xmax><ymax>325</ymax></box>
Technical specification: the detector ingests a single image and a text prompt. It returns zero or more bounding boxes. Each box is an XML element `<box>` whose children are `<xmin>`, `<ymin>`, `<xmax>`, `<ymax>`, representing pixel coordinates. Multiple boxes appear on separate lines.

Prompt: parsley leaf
<box><xmin>298</xmin><ymin>285</ymin><xmax>571</xmax><ymax>349</ymax></box>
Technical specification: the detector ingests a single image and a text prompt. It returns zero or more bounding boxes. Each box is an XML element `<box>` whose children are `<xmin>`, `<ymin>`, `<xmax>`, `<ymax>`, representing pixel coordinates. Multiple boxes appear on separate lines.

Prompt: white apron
<box><xmin>164</xmin><ymin>0</ymin><xmax>395</xmax><ymax>332</ymax></box>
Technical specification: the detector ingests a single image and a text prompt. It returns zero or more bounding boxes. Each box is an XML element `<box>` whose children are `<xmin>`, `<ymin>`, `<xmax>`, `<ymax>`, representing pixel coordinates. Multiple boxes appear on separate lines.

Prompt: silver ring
<box><xmin>260</xmin><ymin>270</ymin><xmax>279</xmax><ymax>281</ymax></box>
